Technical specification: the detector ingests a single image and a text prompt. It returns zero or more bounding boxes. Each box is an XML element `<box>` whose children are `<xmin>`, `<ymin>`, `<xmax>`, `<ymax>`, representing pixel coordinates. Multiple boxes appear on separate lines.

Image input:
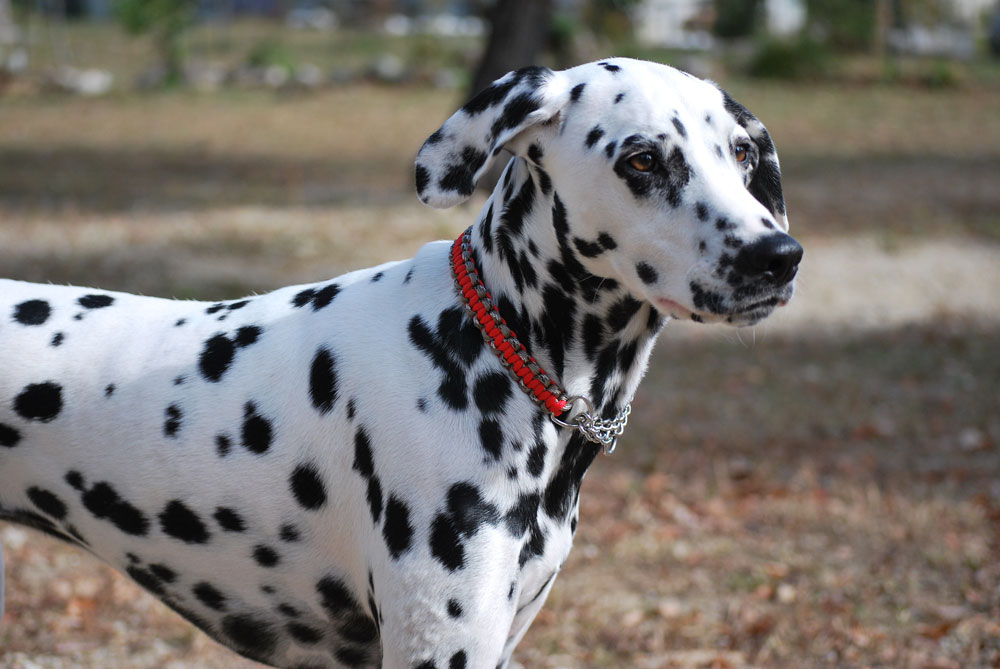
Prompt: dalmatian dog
<box><xmin>0</xmin><ymin>58</ymin><xmax>801</xmax><ymax>668</ymax></box>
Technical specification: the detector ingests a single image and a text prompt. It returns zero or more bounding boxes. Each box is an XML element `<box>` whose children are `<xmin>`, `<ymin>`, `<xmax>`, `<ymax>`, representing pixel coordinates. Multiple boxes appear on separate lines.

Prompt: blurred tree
<box><xmin>804</xmin><ymin>0</ymin><xmax>874</xmax><ymax>51</ymax></box>
<box><xmin>469</xmin><ymin>0</ymin><xmax>552</xmax><ymax>96</ymax></box>
<box><xmin>713</xmin><ymin>0</ymin><xmax>761</xmax><ymax>39</ymax></box>
<box><xmin>583</xmin><ymin>0</ymin><xmax>641</xmax><ymax>42</ymax></box>
<box><xmin>114</xmin><ymin>0</ymin><xmax>198</xmax><ymax>86</ymax></box>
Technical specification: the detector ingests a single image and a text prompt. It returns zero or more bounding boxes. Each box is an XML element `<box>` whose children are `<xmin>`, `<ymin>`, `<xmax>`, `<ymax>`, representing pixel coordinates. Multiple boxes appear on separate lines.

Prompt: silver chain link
<box><xmin>550</xmin><ymin>396</ymin><xmax>631</xmax><ymax>455</ymax></box>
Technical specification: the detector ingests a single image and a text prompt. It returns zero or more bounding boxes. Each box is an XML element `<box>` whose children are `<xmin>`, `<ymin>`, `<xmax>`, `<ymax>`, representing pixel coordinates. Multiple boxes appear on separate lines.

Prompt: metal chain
<box><xmin>550</xmin><ymin>396</ymin><xmax>631</xmax><ymax>455</ymax></box>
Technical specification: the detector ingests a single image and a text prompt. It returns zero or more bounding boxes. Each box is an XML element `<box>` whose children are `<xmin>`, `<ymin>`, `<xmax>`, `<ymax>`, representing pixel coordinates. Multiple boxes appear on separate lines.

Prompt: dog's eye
<box><xmin>734</xmin><ymin>143</ymin><xmax>751</xmax><ymax>164</ymax></box>
<box><xmin>628</xmin><ymin>152</ymin><xmax>657</xmax><ymax>172</ymax></box>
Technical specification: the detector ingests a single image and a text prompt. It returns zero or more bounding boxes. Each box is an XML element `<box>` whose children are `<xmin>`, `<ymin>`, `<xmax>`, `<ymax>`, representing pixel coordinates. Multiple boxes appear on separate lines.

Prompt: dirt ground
<box><xmin>1</xmin><ymin>78</ymin><xmax>999</xmax><ymax>668</ymax></box>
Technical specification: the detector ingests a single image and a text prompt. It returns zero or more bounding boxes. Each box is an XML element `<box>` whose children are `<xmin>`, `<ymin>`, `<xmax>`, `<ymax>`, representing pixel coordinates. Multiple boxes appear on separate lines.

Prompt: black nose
<box><xmin>733</xmin><ymin>233</ymin><xmax>803</xmax><ymax>285</ymax></box>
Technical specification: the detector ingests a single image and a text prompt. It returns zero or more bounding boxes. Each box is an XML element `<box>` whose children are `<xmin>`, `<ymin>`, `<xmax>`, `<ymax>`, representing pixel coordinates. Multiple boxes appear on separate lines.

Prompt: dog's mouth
<box><xmin>656</xmin><ymin>283</ymin><xmax>793</xmax><ymax>326</ymax></box>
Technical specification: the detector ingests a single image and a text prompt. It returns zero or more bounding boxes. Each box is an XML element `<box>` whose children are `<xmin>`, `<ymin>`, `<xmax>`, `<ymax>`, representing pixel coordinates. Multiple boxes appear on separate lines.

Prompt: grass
<box><xmin>1</xmin><ymin>23</ymin><xmax>1000</xmax><ymax>667</ymax></box>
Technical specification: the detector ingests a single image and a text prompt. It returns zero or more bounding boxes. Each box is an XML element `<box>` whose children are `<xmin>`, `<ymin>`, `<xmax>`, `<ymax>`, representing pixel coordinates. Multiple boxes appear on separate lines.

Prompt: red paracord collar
<box><xmin>450</xmin><ymin>227</ymin><xmax>570</xmax><ymax>417</ymax></box>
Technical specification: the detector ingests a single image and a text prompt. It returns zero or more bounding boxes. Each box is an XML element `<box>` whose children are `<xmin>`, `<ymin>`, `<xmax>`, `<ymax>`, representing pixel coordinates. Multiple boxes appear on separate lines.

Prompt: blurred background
<box><xmin>1</xmin><ymin>1</ymin><xmax>999</xmax><ymax>667</ymax></box>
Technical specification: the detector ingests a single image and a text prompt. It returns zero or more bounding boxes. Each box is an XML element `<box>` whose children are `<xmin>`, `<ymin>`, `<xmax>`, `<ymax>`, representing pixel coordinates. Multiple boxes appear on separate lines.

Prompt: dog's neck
<box><xmin>466</xmin><ymin>157</ymin><xmax>667</xmax><ymax>428</ymax></box>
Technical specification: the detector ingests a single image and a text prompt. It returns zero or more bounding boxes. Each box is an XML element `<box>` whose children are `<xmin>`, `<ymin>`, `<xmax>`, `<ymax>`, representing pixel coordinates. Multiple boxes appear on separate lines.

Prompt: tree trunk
<box><xmin>469</xmin><ymin>0</ymin><xmax>553</xmax><ymax>96</ymax></box>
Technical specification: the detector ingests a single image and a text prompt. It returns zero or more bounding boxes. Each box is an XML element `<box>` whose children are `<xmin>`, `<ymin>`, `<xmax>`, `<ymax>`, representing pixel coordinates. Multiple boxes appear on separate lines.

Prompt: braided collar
<box><xmin>449</xmin><ymin>227</ymin><xmax>630</xmax><ymax>454</ymax></box>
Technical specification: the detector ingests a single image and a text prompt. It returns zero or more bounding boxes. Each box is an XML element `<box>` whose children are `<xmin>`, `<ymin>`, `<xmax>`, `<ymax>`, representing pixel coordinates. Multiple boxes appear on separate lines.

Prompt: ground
<box><xmin>1</xmin><ymin>70</ymin><xmax>999</xmax><ymax>668</ymax></box>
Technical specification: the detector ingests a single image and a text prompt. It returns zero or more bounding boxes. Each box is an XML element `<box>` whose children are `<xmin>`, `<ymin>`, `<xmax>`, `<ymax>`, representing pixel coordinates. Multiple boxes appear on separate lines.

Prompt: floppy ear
<box><xmin>719</xmin><ymin>88</ymin><xmax>789</xmax><ymax>231</ymax></box>
<box><xmin>415</xmin><ymin>66</ymin><xmax>571</xmax><ymax>209</ymax></box>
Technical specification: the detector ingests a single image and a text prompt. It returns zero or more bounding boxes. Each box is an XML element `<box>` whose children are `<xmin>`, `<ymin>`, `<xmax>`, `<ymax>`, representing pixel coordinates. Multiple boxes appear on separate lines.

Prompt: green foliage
<box><xmin>114</xmin><ymin>0</ymin><xmax>199</xmax><ymax>85</ymax></box>
<box><xmin>713</xmin><ymin>0</ymin><xmax>761</xmax><ymax>39</ymax></box>
<box><xmin>746</xmin><ymin>36</ymin><xmax>832</xmax><ymax>79</ymax></box>
<box><xmin>804</xmin><ymin>0</ymin><xmax>875</xmax><ymax>52</ymax></box>
<box><xmin>247</xmin><ymin>40</ymin><xmax>296</xmax><ymax>71</ymax></box>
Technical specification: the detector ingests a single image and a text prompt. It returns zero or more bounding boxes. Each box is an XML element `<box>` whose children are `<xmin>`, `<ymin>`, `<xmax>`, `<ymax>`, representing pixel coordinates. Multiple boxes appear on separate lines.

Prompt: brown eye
<box><xmin>734</xmin><ymin>143</ymin><xmax>750</xmax><ymax>163</ymax></box>
<box><xmin>628</xmin><ymin>152</ymin><xmax>656</xmax><ymax>172</ymax></box>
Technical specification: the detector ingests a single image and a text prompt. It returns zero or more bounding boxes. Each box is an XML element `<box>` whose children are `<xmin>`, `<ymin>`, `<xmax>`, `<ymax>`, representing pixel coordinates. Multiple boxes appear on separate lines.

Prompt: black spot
<box><xmin>216</xmin><ymin>434</ymin><xmax>232</xmax><ymax>457</ymax></box>
<box><xmin>415</xmin><ymin>165</ymin><xmax>430</xmax><ymax>194</ymax></box>
<box><xmin>695</xmin><ymin>202</ymin><xmax>709</xmax><ymax>221</ymax></box>
<box><xmin>75</xmin><ymin>479</ymin><xmax>149</xmax><ymax>536</ymax></box>
<box><xmin>636</xmin><ymin>261</ymin><xmax>659</xmax><ymax>285</ymax></box>
<box><xmin>543</xmin><ymin>433</ymin><xmax>600</xmax><ymax>521</ymax></box>
<box><xmin>518</xmin><ymin>520</ymin><xmax>547</xmax><ymax>567</ymax></box>
<box><xmin>221</xmin><ymin>614</ymin><xmax>277</xmax><ymax>661</ymax></box>
<box><xmin>193</xmin><ymin>582</ymin><xmax>227</xmax><ymax>611</ymax></box>
<box><xmin>429</xmin><ymin>483</ymin><xmax>500</xmax><ymax>571</ymax></box>
<box><xmin>447</xmin><ymin>599</ymin><xmax>463</xmax><ymax>618</ymax></box>
<box><xmin>127</xmin><ymin>565</ymin><xmax>169</xmax><ymax>596</ymax></box>
<box><xmin>573</xmin><ymin>236</ymin><xmax>604</xmax><ymax>258</ymax></box>
<box><xmin>762</xmin><ymin>216</ymin><xmax>776</xmax><ymax>230</ymax></box>
<box><xmin>0</xmin><ymin>423</ymin><xmax>22</xmax><ymax>448</ymax></box>
<box><xmin>614</xmin><ymin>91</ymin><xmax>625</xmax><ymax>103</ymax></box>
<box><xmin>600</xmin><ymin>62</ymin><xmax>621</xmax><ymax>73</ymax></box>
<box><xmin>214</xmin><ymin>506</ymin><xmax>246</xmax><ymax>532</ymax></box>
<box><xmin>287</xmin><ymin>621</ymin><xmax>323</xmax><ymax>644</ymax></box>
<box><xmin>234</xmin><ymin>325</ymin><xmax>261</xmax><ymax>348</ymax></box>
<box><xmin>416</xmin><ymin>397</ymin><xmax>428</xmax><ymax>413</ymax></box>
<box><xmin>292</xmin><ymin>283</ymin><xmax>341</xmax><ymax>311</ymax></box>
<box><xmin>598</xmin><ymin>232</ymin><xmax>617</xmax><ymax>250</ymax></box>
<box><xmin>199</xmin><ymin>334</ymin><xmax>235</xmax><ymax>382</ymax></box>
<box><xmin>206</xmin><ymin>303</ymin><xmax>226</xmax><ymax>314</ymax></box>
<box><xmin>78</xmin><ymin>294</ymin><xmax>114</xmax><ymax>309</ymax></box>
<box><xmin>292</xmin><ymin>288</ymin><xmax>315</xmax><ymax>308</ymax></box>
<box><xmin>383</xmin><ymin>495</ymin><xmax>413</xmax><ymax>559</ymax></box>
<box><xmin>526</xmin><ymin>439</ymin><xmax>547</xmax><ymax>477</ymax></box>
<box><xmin>370</xmin><ymin>271</ymin><xmax>384</xmax><ymax>282</ymax></box>
<box><xmin>569</xmin><ymin>82</ymin><xmax>586</xmax><ymax>102</ymax></box>
<box><xmin>277</xmin><ymin>603</ymin><xmax>299</xmax><ymax>618</ymax></box>
<box><xmin>280</xmin><ymin>524</ymin><xmax>301</xmax><ymax>542</ymax></box>
<box><xmin>174</xmin><ymin>318</ymin><xmax>186</xmax><ymax>327</ymax></box>
<box><xmin>336</xmin><ymin>646</ymin><xmax>370</xmax><ymax>667</ymax></box>
<box><xmin>27</xmin><ymin>487</ymin><xmax>68</xmax><ymax>519</ymax></box>
<box><xmin>478</xmin><ymin>419</ymin><xmax>503</xmax><ymax>460</ymax></box>
<box><xmin>65</xmin><ymin>470</ymin><xmax>84</xmax><ymax>490</ymax></box>
<box><xmin>163</xmin><ymin>404</ymin><xmax>182</xmax><ymax>438</ymax></box>
<box><xmin>462</xmin><ymin>75</ymin><xmax>519</xmax><ymax>115</ymax></box>
<box><xmin>50</xmin><ymin>332</ymin><xmax>64</xmax><ymax>347</ymax></box>
<box><xmin>13</xmin><ymin>299</ymin><xmax>51</xmax><ymax>325</ymax></box>
<box><xmin>346</xmin><ymin>397</ymin><xmax>357</xmax><ymax>420</ymax></box>
<box><xmin>505</xmin><ymin>492</ymin><xmax>540</xmax><ymax>537</ymax></box>
<box><xmin>439</xmin><ymin>147</ymin><xmax>487</xmax><ymax>196</ymax></box>
<box><xmin>585</xmin><ymin>125</ymin><xmax>605</xmax><ymax>149</ymax></box>
<box><xmin>450</xmin><ymin>651</ymin><xmax>467</xmax><ymax>669</ymax></box>
<box><xmin>608</xmin><ymin>297</ymin><xmax>642</xmax><ymax>332</ymax></box>
<box><xmin>339</xmin><ymin>613</ymin><xmax>378</xmax><ymax>644</ymax></box>
<box><xmin>159</xmin><ymin>500</ymin><xmax>210</xmax><ymax>543</ymax></box>
<box><xmin>253</xmin><ymin>545</ymin><xmax>280</xmax><ymax>567</ymax></box>
<box><xmin>317</xmin><ymin>576</ymin><xmax>360</xmax><ymax>616</ymax></box>
<box><xmin>309</xmin><ymin>347</ymin><xmax>338</xmax><ymax>415</ymax></box>
<box><xmin>672</xmin><ymin>117</ymin><xmax>687</xmax><ymax>138</ymax></box>
<box><xmin>14</xmin><ymin>382</ymin><xmax>63</xmax><ymax>422</ymax></box>
<box><xmin>104</xmin><ymin>384</ymin><xmax>115</xmax><ymax>397</ymax></box>
<box><xmin>241</xmin><ymin>402</ymin><xmax>273</xmax><ymax>454</ymax></box>
<box><xmin>604</xmin><ymin>141</ymin><xmax>617</xmax><ymax>159</ymax></box>
<box><xmin>473</xmin><ymin>372</ymin><xmax>512</xmax><ymax>416</ymax></box>
<box><xmin>716</xmin><ymin>217</ymin><xmax>735</xmax><ymax>231</ymax></box>
<box><xmin>527</xmin><ymin>143</ymin><xmax>544</xmax><ymax>164</ymax></box>
<box><xmin>404</xmin><ymin>267</ymin><xmax>414</xmax><ymax>284</ymax></box>
<box><xmin>490</xmin><ymin>89</ymin><xmax>543</xmax><ymax>139</ymax></box>
<box><xmin>689</xmin><ymin>281</ymin><xmax>726</xmax><ymax>315</ymax></box>
<box><xmin>290</xmin><ymin>463</ymin><xmax>327</xmax><ymax>510</ymax></box>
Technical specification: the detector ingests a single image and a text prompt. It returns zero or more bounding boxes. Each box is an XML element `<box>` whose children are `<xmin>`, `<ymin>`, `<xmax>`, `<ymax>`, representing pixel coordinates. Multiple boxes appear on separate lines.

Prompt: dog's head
<box><xmin>415</xmin><ymin>58</ymin><xmax>801</xmax><ymax>326</ymax></box>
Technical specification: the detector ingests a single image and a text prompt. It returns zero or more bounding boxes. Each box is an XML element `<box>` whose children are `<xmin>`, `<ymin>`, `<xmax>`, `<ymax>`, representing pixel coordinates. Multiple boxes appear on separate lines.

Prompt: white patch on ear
<box><xmin>415</xmin><ymin>67</ymin><xmax>571</xmax><ymax>209</ymax></box>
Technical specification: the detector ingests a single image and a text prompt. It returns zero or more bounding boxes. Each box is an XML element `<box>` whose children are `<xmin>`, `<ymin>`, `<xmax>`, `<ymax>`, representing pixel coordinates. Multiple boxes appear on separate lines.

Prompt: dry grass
<box><xmin>1</xmin><ymin>66</ymin><xmax>999</xmax><ymax>667</ymax></box>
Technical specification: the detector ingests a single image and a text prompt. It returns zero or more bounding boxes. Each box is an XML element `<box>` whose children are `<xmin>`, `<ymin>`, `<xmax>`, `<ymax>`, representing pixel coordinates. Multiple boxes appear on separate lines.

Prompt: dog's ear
<box><xmin>718</xmin><ymin>88</ymin><xmax>789</xmax><ymax>231</ymax></box>
<box><xmin>415</xmin><ymin>66</ymin><xmax>571</xmax><ymax>209</ymax></box>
